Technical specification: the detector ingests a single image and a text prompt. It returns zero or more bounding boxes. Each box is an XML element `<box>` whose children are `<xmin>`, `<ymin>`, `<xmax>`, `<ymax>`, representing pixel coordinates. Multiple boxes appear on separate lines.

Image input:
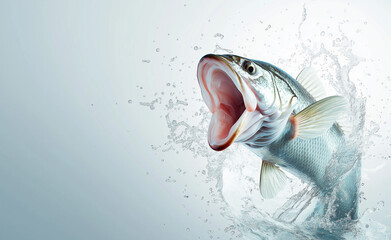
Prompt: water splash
<box><xmin>265</xmin><ymin>24</ymin><xmax>272</xmax><ymax>31</ymax></box>
<box><xmin>214</xmin><ymin>33</ymin><xmax>225</xmax><ymax>40</ymax></box>
<box><xmin>211</xmin><ymin>5</ymin><xmax>380</xmax><ymax>239</ymax></box>
<box><xmin>143</xmin><ymin>5</ymin><xmax>389</xmax><ymax>240</ymax></box>
<box><xmin>214</xmin><ymin>44</ymin><xmax>234</xmax><ymax>54</ymax></box>
<box><xmin>139</xmin><ymin>98</ymin><xmax>160</xmax><ymax>110</ymax></box>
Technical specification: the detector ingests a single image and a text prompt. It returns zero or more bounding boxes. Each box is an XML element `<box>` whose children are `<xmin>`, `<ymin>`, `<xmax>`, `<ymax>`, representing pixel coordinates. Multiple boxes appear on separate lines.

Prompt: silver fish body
<box><xmin>249</xmin><ymin>60</ymin><xmax>344</xmax><ymax>186</ymax></box>
<box><xmin>197</xmin><ymin>54</ymin><xmax>359</xmax><ymax>220</ymax></box>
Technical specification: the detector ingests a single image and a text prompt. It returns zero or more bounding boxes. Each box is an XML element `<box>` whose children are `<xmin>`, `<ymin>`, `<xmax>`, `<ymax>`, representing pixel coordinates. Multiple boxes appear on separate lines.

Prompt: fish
<box><xmin>196</xmin><ymin>54</ymin><xmax>360</xmax><ymax>220</ymax></box>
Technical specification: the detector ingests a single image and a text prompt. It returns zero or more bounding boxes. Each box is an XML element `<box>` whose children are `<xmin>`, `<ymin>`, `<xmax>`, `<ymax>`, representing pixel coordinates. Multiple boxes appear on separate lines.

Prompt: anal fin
<box><xmin>259</xmin><ymin>160</ymin><xmax>287</xmax><ymax>199</ymax></box>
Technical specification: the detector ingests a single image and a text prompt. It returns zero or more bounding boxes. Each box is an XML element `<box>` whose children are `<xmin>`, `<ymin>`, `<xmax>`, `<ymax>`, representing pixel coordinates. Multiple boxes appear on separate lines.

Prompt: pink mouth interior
<box><xmin>210</xmin><ymin>69</ymin><xmax>245</xmax><ymax>142</ymax></box>
<box><xmin>198</xmin><ymin>57</ymin><xmax>247</xmax><ymax>150</ymax></box>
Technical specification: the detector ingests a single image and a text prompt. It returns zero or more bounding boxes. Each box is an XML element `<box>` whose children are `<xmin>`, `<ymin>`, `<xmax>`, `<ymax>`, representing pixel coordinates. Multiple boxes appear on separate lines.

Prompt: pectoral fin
<box><xmin>290</xmin><ymin>96</ymin><xmax>348</xmax><ymax>139</ymax></box>
<box><xmin>259</xmin><ymin>161</ymin><xmax>287</xmax><ymax>199</ymax></box>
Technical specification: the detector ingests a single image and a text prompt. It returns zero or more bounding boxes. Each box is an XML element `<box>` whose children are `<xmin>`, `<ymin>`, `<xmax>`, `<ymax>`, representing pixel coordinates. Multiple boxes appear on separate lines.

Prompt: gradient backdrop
<box><xmin>0</xmin><ymin>0</ymin><xmax>390</xmax><ymax>239</ymax></box>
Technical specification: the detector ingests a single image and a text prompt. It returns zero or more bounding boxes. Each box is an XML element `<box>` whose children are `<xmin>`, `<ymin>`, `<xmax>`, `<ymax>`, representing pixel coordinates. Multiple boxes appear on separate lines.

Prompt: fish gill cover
<box><xmin>136</xmin><ymin>5</ymin><xmax>389</xmax><ymax>240</ymax></box>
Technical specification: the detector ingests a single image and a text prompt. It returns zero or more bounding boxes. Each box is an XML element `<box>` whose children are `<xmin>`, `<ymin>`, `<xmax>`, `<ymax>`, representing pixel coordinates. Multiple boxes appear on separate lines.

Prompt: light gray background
<box><xmin>0</xmin><ymin>0</ymin><xmax>390</xmax><ymax>239</ymax></box>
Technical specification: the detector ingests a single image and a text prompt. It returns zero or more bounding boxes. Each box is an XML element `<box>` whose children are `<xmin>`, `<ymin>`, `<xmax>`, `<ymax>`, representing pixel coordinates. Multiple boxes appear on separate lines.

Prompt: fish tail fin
<box><xmin>332</xmin><ymin>163</ymin><xmax>361</xmax><ymax>220</ymax></box>
<box><xmin>309</xmin><ymin>161</ymin><xmax>360</xmax><ymax>221</ymax></box>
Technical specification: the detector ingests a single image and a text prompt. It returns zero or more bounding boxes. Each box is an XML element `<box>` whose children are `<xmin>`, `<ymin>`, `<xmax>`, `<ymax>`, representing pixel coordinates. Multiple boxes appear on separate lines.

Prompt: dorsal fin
<box><xmin>337</xmin><ymin>111</ymin><xmax>353</xmax><ymax>135</ymax></box>
<box><xmin>259</xmin><ymin>160</ymin><xmax>287</xmax><ymax>199</ymax></box>
<box><xmin>296</xmin><ymin>67</ymin><xmax>326</xmax><ymax>100</ymax></box>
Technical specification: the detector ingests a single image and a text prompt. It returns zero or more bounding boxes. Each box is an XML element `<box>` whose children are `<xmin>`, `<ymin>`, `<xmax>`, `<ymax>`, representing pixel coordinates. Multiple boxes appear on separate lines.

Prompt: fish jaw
<box><xmin>197</xmin><ymin>54</ymin><xmax>259</xmax><ymax>151</ymax></box>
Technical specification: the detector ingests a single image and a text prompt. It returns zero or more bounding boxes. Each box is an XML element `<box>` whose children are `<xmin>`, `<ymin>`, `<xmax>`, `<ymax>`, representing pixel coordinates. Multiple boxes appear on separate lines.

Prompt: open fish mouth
<box><xmin>197</xmin><ymin>54</ymin><xmax>258</xmax><ymax>151</ymax></box>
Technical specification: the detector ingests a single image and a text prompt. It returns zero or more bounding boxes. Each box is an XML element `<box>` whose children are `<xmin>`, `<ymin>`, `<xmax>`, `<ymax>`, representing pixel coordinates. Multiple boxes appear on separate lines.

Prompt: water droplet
<box><xmin>265</xmin><ymin>24</ymin><xmax>271</xmax><ymax>31</ymax></box>
<box><xmin>142</xmin><ymin>59</ymin><xmax>151</xmax><ymax>63</ymax></box>
<box><xmin>165</xmin><ymin>176</ymin><xmax>176</xmax><ymax>183</ymax></box>
<box><xmin>321</xmin><ymin>31</ymin><xmax>325</xmax><ymax>36</ymax></box>
<box><xmin>213</xmin><ymin>44</ymin><xmax>233</xmax><ymax>53</ymax></box>
<box><xmin>214</xmin><ymin>33</ymin><xmax>224</xmax><ymax>39</ymax></box>
<box><xmin>156</xmin><ymin>48</ymin><xmax>160</xmax><ymax>52</ymax></box>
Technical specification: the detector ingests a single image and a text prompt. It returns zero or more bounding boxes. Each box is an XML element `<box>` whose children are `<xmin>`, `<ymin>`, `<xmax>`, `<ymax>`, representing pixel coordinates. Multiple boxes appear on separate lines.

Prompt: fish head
<box><xmin>197</xmin><ymin>54</ymin><xmax>280</xmax><ymax>151</ymax></box>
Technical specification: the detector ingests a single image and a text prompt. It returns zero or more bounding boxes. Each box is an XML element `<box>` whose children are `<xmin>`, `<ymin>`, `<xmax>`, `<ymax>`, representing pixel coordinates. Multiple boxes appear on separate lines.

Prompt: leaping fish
<box><xmin>197</xmin><ymin>54</ymin><xmax>359</xmax><ymax>220</ymax></box>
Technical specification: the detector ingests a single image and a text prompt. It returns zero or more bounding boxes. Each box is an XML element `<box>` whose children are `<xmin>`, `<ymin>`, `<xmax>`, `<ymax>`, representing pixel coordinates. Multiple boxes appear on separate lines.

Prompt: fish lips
<box><xmin>197</xmin><ymin>54</ymin><xmax>259</xmax><ymax>151</ymax></box>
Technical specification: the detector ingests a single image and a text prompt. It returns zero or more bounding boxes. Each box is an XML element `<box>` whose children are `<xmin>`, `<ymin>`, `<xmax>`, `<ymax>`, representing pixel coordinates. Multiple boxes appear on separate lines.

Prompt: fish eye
<box><xmin>242</xmin><ymin>60</ymin><xmax>256</xmax><ymax>75</ymax></box>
